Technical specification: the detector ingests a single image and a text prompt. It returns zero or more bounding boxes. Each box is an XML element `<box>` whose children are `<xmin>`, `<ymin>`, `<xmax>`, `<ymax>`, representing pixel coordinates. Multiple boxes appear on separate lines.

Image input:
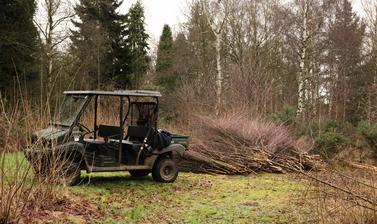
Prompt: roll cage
<box><xmin>63</xmin><ymin>90</ymin><xmax>161</xmax><ymax>165</ymax></box>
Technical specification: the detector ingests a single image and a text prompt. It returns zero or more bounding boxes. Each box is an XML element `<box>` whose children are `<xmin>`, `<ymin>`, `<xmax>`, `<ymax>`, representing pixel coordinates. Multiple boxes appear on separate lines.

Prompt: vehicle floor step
<box><xmin>87</xmin><ymin>165</ymin><xmax>151</xmax><ymax>172</ymax></box>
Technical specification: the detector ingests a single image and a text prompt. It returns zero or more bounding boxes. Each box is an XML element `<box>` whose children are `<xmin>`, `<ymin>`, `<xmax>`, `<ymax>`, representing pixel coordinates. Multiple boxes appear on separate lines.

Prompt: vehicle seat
<box><xmin>98</xmin><ymin>125</ymin><xmax>122</xmax><ymax>142</ymax></box>
<box><xmin>126</xmin><ymin>125</ymin><xmax>150</xmax><ymax>143</ymax></box>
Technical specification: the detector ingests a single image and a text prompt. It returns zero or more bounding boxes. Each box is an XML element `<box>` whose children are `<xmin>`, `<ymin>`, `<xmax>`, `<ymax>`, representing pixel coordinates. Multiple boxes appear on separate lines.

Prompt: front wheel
<box><xmin>60</xmin><ymin>162</ymin><xmax>81</xmax><ymax>186</ymax></box>
<box><xmin>152</xmin><ymin>158</ymin><xmax>178</xmax><ymax>183</ymax></box>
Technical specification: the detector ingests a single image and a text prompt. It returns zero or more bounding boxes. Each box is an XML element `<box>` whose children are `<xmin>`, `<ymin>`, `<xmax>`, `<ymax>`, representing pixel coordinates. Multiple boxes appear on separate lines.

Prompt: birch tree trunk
<box><xmin>200</xmin><ymin>0</ymin><xmax>228</xmax><ymax>115</ymax></box>
<box><xmin>297</xmin><ymin>0</ymin><xmax>309</xmax><ymax>119</ymax></box>
<box><xmin>214</xmin><ymin>30</ymin><xmax>222</xmax><ymax>115</ymax></box>
<box><xmin>46</xmin><ymin>1</ymin><xmax>54</xmax><ymax>97</ymax></box>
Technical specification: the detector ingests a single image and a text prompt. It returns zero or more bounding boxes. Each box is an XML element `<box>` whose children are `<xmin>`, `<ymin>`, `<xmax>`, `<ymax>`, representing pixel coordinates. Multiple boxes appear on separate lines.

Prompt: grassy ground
<box><xmin>2</xmin><ymin>153</ymin><xmax>312</xmax><ymax>223</ymax></box>
<box><xmin>68</xmin><ymin>172</ymin><xmax>310</xmax><ymax>223</ymax></box>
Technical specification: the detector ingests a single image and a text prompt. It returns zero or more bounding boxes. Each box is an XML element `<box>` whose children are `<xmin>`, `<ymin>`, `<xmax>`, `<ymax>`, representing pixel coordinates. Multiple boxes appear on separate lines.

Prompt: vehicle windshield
<box><xmin>52</xmin><ymin>95</ymin><xmax>87</xmax><ymax>126</ymax></box>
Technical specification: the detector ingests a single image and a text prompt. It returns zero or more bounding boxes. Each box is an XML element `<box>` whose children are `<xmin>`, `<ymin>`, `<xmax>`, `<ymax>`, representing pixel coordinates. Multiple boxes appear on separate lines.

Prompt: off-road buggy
<box><xmin>24</xmin><ymin>90</ymin><xmax>189</xmax><ymax>185</ymax></box>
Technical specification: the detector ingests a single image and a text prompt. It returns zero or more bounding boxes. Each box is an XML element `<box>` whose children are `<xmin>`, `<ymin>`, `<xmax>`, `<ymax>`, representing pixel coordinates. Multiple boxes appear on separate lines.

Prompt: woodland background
<box><xmin>1</xmin><ymin>0</ymin><xmax>377</xmax><ymax>160</ymax></box>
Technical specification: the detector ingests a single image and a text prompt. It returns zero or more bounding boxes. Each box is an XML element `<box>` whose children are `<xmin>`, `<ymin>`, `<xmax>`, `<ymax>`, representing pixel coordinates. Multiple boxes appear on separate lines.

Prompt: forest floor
<box><xmin>5</xmin><ymin>153</ymin><xmax>313</xmax><ymax>223</ymax></box>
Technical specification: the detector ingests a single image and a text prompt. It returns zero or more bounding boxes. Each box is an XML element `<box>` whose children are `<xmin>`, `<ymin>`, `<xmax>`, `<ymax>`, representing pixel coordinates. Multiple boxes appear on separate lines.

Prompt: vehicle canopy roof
<box><xmin>63</xmin><ymin>90</ymin><xmax>161</xmax><ymax>98</ymax></box>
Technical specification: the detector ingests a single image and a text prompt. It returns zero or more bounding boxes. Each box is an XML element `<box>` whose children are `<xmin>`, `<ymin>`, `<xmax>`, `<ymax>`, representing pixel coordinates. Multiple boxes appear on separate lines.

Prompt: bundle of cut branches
<box><xmin>178</xmin><ymin>113</ymin><xmax>322</xmax><ymax>174</ymax></box>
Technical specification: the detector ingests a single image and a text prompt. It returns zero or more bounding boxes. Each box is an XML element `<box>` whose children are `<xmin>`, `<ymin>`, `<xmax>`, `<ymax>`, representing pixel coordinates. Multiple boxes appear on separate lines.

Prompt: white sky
<box><xmin>119</xmin><ymin>0</ymin><xmax>189</xmax><ymax>48</ymax></box>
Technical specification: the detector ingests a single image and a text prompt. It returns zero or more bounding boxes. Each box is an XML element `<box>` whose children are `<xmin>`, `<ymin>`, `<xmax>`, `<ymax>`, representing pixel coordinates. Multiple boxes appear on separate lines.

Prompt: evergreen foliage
<box><xmin>328</xmin><ymin>0</ymin><xmax>365</xmax><ymax>124</ymax></box>
<box><xmin>357</xmin><ymin>121</ymin><xmax>377</xmax><ymax>150</ymax></box>
<box><xmin>0</xmin><ymin>0</ymin><xmax>40</xmax><ymax>95</ymax></box>
<box><xmin>172</xmin><ymin>33</ymin><xmax>192</xmax><ymax>82</ymax></box>
<box><xmin>156</xmin><ymin>25</ymin><xmax>174</xmax><ymax>90</ymax></box>
<box><xmin>314</xmin><ymin>119</ymin><xmax>351</xmax><ymax>159</ymax></box>
<box><xmin>271</xmin><ymin>106</ymin><xmax>297</xmax><ymax>125</ymax></box>
<box><xmin>186</xmin><ymin>2</ymin><xmax>215</xmax><ymax>79</ymax></box>
<box><xmin>70</xmin><ymin>0</ymin><xmax>129</xmax><ymax>88</ymax></box>
<box><xmin>125</xmin><ymin>1</ymin><xmax>149</xmax><ymax>87</ymax></box>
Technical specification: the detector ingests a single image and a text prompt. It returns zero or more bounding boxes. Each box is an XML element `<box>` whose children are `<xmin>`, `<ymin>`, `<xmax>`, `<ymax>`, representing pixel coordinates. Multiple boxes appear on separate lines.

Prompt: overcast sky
<box><xmin>119</xmin><ymin>0</ymin><xmax>189</xmax><ymax>49</ymax></box>
<box><xmin>119</xmin><ymin>0</ymin><xmax>365</xmax><ymax>46</ymax></box>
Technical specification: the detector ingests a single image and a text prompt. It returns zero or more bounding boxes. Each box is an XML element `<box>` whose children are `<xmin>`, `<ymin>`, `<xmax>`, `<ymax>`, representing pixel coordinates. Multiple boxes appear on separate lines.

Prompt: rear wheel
<box><xmin>152</xmin><ymin>158</ymin><xmax>178</xmax><ymax>183</ymax></box>
<box><xmin>129</xmin><ymin>170</ymin><xmax>150</xmax><ymax>178</ymax></box>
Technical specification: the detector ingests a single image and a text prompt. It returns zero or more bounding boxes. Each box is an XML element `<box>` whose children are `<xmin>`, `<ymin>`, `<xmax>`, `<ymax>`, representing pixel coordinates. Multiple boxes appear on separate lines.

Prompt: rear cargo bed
<box><xmin>171</xmin><ymin>134</ymin><xmax>189</xmax><ymax>148</ymax></box>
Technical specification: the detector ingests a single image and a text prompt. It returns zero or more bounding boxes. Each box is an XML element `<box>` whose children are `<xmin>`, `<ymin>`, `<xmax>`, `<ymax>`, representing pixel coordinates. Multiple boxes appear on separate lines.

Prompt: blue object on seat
<box><xmin>153</xmin><ymin>130</ymin><xmax>172</xmax><ymax>150</ymax></box>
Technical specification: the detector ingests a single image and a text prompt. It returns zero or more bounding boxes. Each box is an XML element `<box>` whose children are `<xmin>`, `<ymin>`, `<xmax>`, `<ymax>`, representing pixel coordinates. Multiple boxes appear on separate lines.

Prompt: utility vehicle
<box><xmin>24</xmin><ymin>90</ymin><xmax>189</xmax><ymax>185</ymax></box>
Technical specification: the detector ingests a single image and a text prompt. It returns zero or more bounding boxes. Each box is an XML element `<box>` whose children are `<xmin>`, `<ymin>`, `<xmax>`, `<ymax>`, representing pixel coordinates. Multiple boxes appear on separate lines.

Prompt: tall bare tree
<box><xmin>223</xmin><ymin>0</ymin><xmax>286</xmax><ymax>113</ymax></box>
<box><xmin>200</xmin><ymin>0</ymin><xmax>229</xmax><ymax>115</ymax></box>
<box><xmin>34</xmin><ymin>0</ymin><xmax>74</xmax><ymax>101</ymax></box>
<box><xmin>284</xmin><ymin>0</ymin><xmax>324</xmax><ymax>121</ymax></box>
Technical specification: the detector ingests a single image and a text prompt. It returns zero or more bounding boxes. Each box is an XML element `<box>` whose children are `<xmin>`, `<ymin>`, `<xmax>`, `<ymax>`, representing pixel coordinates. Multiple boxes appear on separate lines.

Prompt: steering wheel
<box><xmin>76</xmin><ymin>123</ymin><xmax>91</xmax><ymax>133</ymax></box>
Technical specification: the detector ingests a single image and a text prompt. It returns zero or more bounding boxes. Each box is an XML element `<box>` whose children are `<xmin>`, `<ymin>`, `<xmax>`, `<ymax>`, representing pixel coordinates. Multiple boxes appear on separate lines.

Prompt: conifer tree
<box><xmin>327</xmin><ymin>0</ymin><xmax>365</xmax><ymax>123</ymax></box>
<box><xmin>172</xmin><ymin>33</ymin><xmax>191</xmax><ymax>82</ymax></box>
<box><xmin>125</xmin><ymin>1</ymin><xmax>149</xmax><ymax>87</ymax></box>
<box><xmin>156</xmin><ymin>24</ymin><xmax>174</xmax><ymax>90</ymax></box>
<box><xmin>0</xmin><ymin>0</ymin><xmax>39</xmax><ymax>96</ymax></box>
<box><xmin>70</xmin><ymin>0</ymin><xmax>129</xmax><ymax>88</ymax></box>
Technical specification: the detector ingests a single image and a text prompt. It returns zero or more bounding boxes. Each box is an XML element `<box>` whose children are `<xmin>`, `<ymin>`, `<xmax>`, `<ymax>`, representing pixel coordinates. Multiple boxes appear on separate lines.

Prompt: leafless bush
<box><xmin>303</xmin><ymin>165</ymin><xmax>377</xmax><ymax>223</ymax></box>
<box><xmin>0</xmin><ymin>150</ymin><xmax>80</xmax><ymax>223</ymax></box>
<box><xmin>0</xmin><ymin>106</ymin><xmax>35</xmax><ymax>222</ymax></box>
<box><xmin>0</xmin><ymin>152</ymin><xmax>33</xmax><ymax>223</ymax></box>
<box><xmin>0</xmin><ymin>96</ymin><xmax>80</xmax><ymax>223</ymax></box>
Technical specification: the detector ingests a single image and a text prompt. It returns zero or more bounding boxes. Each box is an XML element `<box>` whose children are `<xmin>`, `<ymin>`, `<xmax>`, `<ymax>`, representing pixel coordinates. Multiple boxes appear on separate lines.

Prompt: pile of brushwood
<box><xmin>178</xmin><ymin>113</ymin><xmax>322</xmax><ymax>174</ymax></box>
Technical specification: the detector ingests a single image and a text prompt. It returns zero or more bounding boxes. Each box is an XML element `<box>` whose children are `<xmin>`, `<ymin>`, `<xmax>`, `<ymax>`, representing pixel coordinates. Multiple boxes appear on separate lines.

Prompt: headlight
<box><xmin>72</xmin><ymin>131</ymin><xmax>82</xmax><ymax>142</ymax></box>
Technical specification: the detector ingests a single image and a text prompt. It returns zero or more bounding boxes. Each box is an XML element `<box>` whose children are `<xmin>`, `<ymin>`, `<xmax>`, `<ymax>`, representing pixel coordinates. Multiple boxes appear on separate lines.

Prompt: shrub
<box><xmin>271</xmin><ymin>106</ymin><xmax>296</xmax><ymax>125</ymax></box>
<box><xmin>0</xmin><ymin>97</ymin><xmax>68</xmax><ymax>223</ymax></box>
<box><xmin>325</xmin><ymin>119</ymin><xmax>339</xmax><ymax>131</ymax></box>
<box><xmin>314</xmin><ymin>120</ymin><xmax>351</xmax><ymax>159</ymax></box>
<box><xmin>315</xmin><ymin>132</ymin><xmax>350</xmax><ymax>159</ymax></box>
<box><xmin>296</xmin><ymin>122</ymin><xmax>319</xmax><ymax>138</ymax></box>
<box><xmin>357</xmin><ymin>121</ymin><xmax>377</xmax><ymax>141</ymax></box>
<box><xmin>315</xmin><ymin>131</ymin><xmax>350</xmax><ymax>149</ymax></box>
<box><xmin>357</xmin><ymin>121</ymin><xmax>377</xmax><ymax>150</ymax></box>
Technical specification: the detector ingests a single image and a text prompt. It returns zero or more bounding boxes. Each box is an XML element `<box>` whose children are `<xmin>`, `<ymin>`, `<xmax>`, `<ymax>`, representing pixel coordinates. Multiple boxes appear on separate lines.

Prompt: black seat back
<box><xmin>98</xmin><ymin>125</ymin><xmax>121</xmax><ymax>140</ymax></box>
<box><xmin>127</xmin><ymin>125</ymin><xmax>151</xmax><ymax>142</ymax></box>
